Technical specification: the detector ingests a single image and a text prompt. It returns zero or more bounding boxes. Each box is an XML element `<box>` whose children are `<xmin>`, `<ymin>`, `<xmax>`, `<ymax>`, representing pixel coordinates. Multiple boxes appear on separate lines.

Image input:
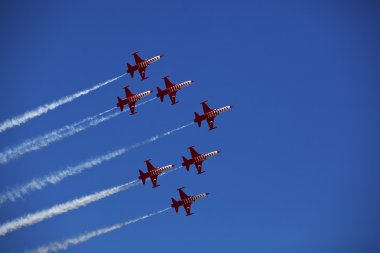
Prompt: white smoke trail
<box><xmin>25</xmin><ymin>208</ymin><xmax>170</xmax><ymax>253</ymax></box>
<box><xmin>0</xmin><ymin>180</ymin><xmax>140</xmax><ymax>236</ymax></box>
<box><xmin>0</xmin><ymin>165</ymin><xmax>181</xmax><ymax>236</ymax></box>
<box><xmin>0</xmin><ymin>74</ymin><xmax>126</xmax><ymax>133</ymax></box>
<box><xmin>0</xmin><ymin>122</ymin><xmax>191</xmax><ymax>206</ymax></box>
<box><xmin>0</xmin><ymin>148</ymin><xmax>125</xmax><ymax>206</ymax></box>
<box><xmin>0</xmin><ymin>97</ymin><xmax>157</xmax><ymax>165</ymax></box>
<box><xmin>0</xmin><ymin>109</ymin><xmax>119</xmax><ymax>165</ymax></box>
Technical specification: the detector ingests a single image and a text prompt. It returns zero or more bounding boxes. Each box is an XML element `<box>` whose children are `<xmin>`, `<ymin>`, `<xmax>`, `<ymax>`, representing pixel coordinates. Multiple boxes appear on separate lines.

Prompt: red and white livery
<box><xmin>194</xmin><ymin>100</ymin><xmax>232</xmax><ymax>130</ymax></box>
<box><xmin>116</xmin><ymin>85</ymin><xmax>152</xmax><ymax>115</ymax></box>
<box><xmin>182</xmin><ymin>145</ymin><xmax>221</xmax><ymax>174</ymax></box>
<box><xmin>156</xmin><ymin>76</ymin><xmax>194</xmax><ymax>105</ymax></box>
<box><xmin>171</xmin><ymin>187</ymin><xmax>209</xmax><ymax>216</ymax></box>
<box><xmin>126</xmin><ymin>51</ymin><xmax>163</xmax><ymax>81</ymax></box>
<box><xmin>138</xmin><ymin>159</ymin><xmax>175</xmax><ymax>188</ymax></box>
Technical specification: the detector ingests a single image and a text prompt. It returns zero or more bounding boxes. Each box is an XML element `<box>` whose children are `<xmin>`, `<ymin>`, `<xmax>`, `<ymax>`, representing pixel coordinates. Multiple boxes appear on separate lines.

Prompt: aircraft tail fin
<box><xmin>127</xmin><ymin>63</ymin><xmax>135</xmax><ymax>78</ymax></box>
<box><xmin>194</xmin><ymin>112</ymin><xmax>202</xmax><ymax>127</ymax></box>
<box><xmin>138</xmin><ymin>169</ymin><xmax>146</xmax><ymax>184</ymax></box>
<box><xmin>156</xmin><ymin>87</ymin><xmax>164</xmax><ymax>102</ymax></box>
<box><xmin>171</xmin><ymin>198</ymin><xmax>179</xmax><ymax>212</ymax></box>
<box><xmin>117</xmin><ymin>97</ymin><xmax>124</xmax><ymax>112</ymax></box>
<box><xmin>182</xmin><ymin>156</ymin><xmax>191</xmax><ymax>171</ymax></box>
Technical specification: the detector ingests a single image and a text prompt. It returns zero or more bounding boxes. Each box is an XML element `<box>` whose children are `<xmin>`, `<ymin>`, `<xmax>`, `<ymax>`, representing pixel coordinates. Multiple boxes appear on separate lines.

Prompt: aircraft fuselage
<box><xmin>191</xmin><ymin>150</ymin><xmax>220</xmax><ymax>164</ymax></box>
<box><xmin>202</xmin><ymin>106</ymin><xmax>232</xmax><ymax>120</ymax></box>
<box><xmin>136</xmin><ymin>55</ymin><xmax>162</xmax><ymax>70</ymax></box>
<box><xmin>174</xmin><ymin>193</ymin><xmax>209</xmax><ymax>208</ymax></box>
<box><xmin>117</xmin><ymin>90</ymin><xmax>152</xmax><ymax>108</ymax></box>
<box><xmin>163</xmin><ymin>80</ymin><xmax>193</xmax><ymax>95</ymax></box>
<box><xmin>141</xmin><ymin>164</ymin><xmax>174</xmax><ymax>179</ymax></box>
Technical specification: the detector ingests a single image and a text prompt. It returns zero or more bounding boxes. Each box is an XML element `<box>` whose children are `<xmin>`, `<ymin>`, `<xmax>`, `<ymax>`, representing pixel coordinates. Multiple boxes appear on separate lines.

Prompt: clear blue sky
<box><xmin>1</xmin><ymin>1</ymin><xmax>379</xmax><ymax>252</ymax></box>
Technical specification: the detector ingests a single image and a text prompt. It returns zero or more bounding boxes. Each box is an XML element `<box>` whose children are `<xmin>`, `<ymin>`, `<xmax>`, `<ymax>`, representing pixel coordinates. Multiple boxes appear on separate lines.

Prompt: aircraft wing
<box><xmin>145</xmin><ymin>160</ymin><xmax>156</xmax><ymax>172</ymax></box>
<box><xmin>150</xmin><ymin>175</ymin><xmax>158</xmax><ymax>187</ymax></box>
<box><xmin>207</xmin><ymin>117</ymin><xmax>215</xmax><ymax>130</ymax></box>
<box><xmin>128</xmin><ymin>102</ymin><xmax>136</xmax><ymax>114</ymax></box>
<box><xmin>194</xmin><ymin>161</ymin><xmax>204</xmax><ymax>174</ymax></box>
<box><xmin>133</xmin><ymin>52</ymin><xmax>144</xmax><ymax>64</ymax></box>
<box><xmin>184</xmin><ymin>203</ymin><xmax>192</xmax><ymax>216</ymax></box>
<box><xmin>201</xmin><ymin>101</ymin><xmax>213</xmax><ymax>113</ymax></box>
<box><xmin>178</xmin><ymin>188</ymin><xmax>189</xmax><ymax>200</ymax></box>
<box><xmin>163</xmin><ymin>77</ymin><xmax>174</xmax><ymax>88</ymax></box>
<box><xmin>169</xmin><ymin>91</ymin><xmax>177</xmax><ymax>104</ymax></box>
<box><xmin>124</xmin><ymin>86</ymin><xmax>135</xmax><ymax>98</ymax></box>
<box><xmin>189</xmin><ymin>146</ymin><xmax>200</xmax><ymax>158</ymax></box>
<box><xmin>138</xmin><ymin>67</ymin><xmax>146</xmax><ymax>80</ymax></box>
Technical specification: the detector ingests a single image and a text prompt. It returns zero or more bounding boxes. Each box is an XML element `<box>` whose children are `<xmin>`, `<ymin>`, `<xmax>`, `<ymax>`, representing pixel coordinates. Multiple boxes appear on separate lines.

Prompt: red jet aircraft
<box><xmin>156</xmin><ymin>76</ymin><xmax>194</xmax><ymax>105</ymax></box>
<box><xmin>171</xmin><ymin>187</ymin><xmax>209</xmax><ymax>216</ymax></box>
<box><xmin>116</xmin><ymin>85</ymin><xmax>152</xmax><ymax>115</ymax></box>
<box><xmin>182</xmin><ymin>146</ymin><xmax>221</xmax><ymax>174</ymax></box>
<box><xmin>126</xmin><ymin>51</ymin><xmax>163</xmax><ymax>81</ymax></box>
<box><xmin>138</xmin><ymin>159</ymin><xmax>175</xmax><ymax>188</ymax></box>
<box><xmin>194</xmin><ymin>100</ymin><xmax>232</xmax><ymax>130</ymax></box>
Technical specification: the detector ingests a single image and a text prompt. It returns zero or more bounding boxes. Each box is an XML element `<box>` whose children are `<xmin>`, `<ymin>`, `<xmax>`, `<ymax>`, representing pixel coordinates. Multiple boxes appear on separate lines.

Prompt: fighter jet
<box><xmin>194</xmin><ymin>100</ymin><xmax>232</xmax><ymax>130</ymax></box>
<box><xmin>116</xmin><ymin>85</ymin><xmax>152</xmax><ymax>115</ymax></box>
<box><xmin>182</xmin><ymin>146</ymin><xmax>221</xmax><ymax>174</ymax></box>
<box><xmin>171</xmin><ymin>187</ymin><xmax>209</xmax><ymax>216</ymax></box>
<box><xmin>156</xmin><ymin>76</ymin><xmax>194</xmax><ymax>105</ymax></box>
<box><xmin>126</xmin><ymin>51</ymin><xmax>163</xmax><ymax>81</ymax></box>
<box><xmin>138</xmin><ymin>159</ymin><xmax>175</xmax><ymax>188</ymax></box>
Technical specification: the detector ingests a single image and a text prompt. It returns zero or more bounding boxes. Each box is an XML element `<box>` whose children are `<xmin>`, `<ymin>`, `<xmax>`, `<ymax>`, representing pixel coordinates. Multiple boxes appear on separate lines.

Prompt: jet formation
<box><xmin>118</xmin><ymin>51</ymin><xmax>232</xmax><ymax>215</ymax></box>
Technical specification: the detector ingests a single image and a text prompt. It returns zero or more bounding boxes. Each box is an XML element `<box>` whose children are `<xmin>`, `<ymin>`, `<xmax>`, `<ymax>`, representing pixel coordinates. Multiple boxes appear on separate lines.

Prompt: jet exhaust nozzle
<box><xmin>156</xmin><ymin>87</ymin><xmax>165</xmax><ymax>102</ymax></box>
<box><xmin>171</xmin><ymin>198</ymin><xmax>179</xmax><ymax>212</ymax></box>
<box><xmin>126</xmin><ymin>63</ymin><xmax>135</xmax><ymax>78</ymax></box>
<box><xmin>182</xmin><ymin>156</ymin><xmax>191</xmax><ymax>171</ymax></box>
<box><xmin>138</xmin><ymin>170</ymin><xmax>146</xmax><ymax>184</ymax></box>
<box><xmin>194</xmin><ymin>112</ymin><xmax>202</xmax><ymax>127</ymax></box>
